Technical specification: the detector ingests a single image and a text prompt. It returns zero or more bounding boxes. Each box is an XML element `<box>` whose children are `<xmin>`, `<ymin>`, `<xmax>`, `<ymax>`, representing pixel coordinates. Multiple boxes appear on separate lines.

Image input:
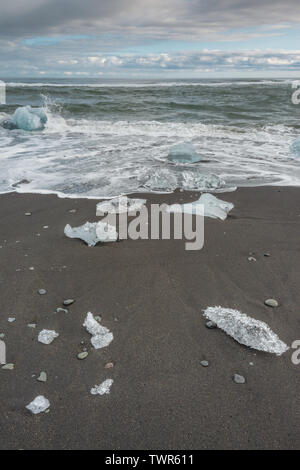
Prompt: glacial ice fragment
<box><xmin>83</xmin><ymin>312</ymin><xmax>113</xmax><ymax>350</ymax></box>
<box><xmin>167</xmin><ymin>143</ymin><xmax>202</xmax><ymax>163</ymax></box>
<box><xmin>203</xmin><ymin>306</ymin><xmax>289</xmax><ymax>355</ymax></box>
<box><xmin>64</xmin><ymin>221</ymin><xmax>118</xmax><ymax>246</ymax></box>
<box><xmin>167</xmin><ymin>193</ymin><xmax>234</xmax><ymax>220</ymax></box>
<box><xmin>11</xmin><ymin>106</ymin><xmax>47</xmax><ymax>131</ymax></box>
<box><xmin>290</xmin><ymin>137</ymin><xmax>300</xmax><ymax>158</ymax></box>
<box><xmin>38</xmin><ymin>329</ymin><xmax>59</xmax><ymax>345</ymax></box>
<box><xmin>1</xmin><ymin>119</ymin><xmax>17</xmax><ymax>130</ymax></box>
<box><xmin>26</xmin><ymin>395</ymin><xmax>50</xmax><ymax>414</ymax></box>
<box><xmin>90</xmin><ymin>379</ymin><xmax>113</xmax><ymax>395</ymax></box>
<box><xmin>180</xmin><ymin>172</ymin><xmax>225</xmax><ymax>191</ymax></box>
<box><xmin>96</xmin><ymin>196</ymin><xmax>146</xmax><ymax>215</ymax></box>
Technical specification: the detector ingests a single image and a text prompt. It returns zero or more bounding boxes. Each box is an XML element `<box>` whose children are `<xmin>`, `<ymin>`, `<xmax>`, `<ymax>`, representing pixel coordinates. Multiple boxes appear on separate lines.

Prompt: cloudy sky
<box><xmin>1</xmin><ymin>0</ymin><xmax>300</xmax><ymax>78</ymax></box>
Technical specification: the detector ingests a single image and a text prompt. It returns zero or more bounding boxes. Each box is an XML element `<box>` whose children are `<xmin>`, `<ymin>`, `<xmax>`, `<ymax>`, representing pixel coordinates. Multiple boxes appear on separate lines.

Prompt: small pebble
<box><xmin>63</xmin><ymin>299</ymin><xmax>74</xmax><ymax>306</ymax></box>
<box><xmin>200</xmin><ymin>360</ymin><xmax>209</xmax><ymax>367</ymax></box>
<box><xmin>233</xmin><ymin>373</ymin><xmax>246</xmax><ymax>384</ymax></box>
<box><xmin>249</xmin><ymin>362</ymin><xmax>254</xmax><ymax>366</ymax></box>
<box><xmin>77</xmin><ymin>351</ymin><xmax>88</xmax><ymax>360</ymax></box>
<box><xmin>38</xmin><ymin>289</ymin><xmax>47</xmax><ymax>295</ymax></box>
<box><xmin>264</xmin><ymin>253</ymin><xmax>271</xmax><ymax>257</ymax></box>
<box><xmin>2</xmin><ymin>363</ymin><xmax>14</xmax><ymax>370</ymax></box>
<box><xmin>37</xmin><ymin>371</ymin><xmax>47</xmax><ymax>382</ymax></box>
<box><xmin>43</xmin><ymin>226</ymin><xmax>49</xmax><ymax>229</ymax></box>
<box><xmin>205</xmin><ymin>320</ymin><xmax>217</xmax><ymax>329</ymax></box>
<box><xmin>29</xmin><ymin>267</ymin><xmax>35</xmax><ymax>271</ymax></box>
<box><xmin>105</xmin><ymin>362</ymin><xmax>114</xmax><ymax>369</ymax></box>
<box><xmin>27</xmin><ymin>323</ymin><xmax>36</xmax><ymax>328</ymax></box>
<box><xmin>69</xmin><ymin>209</ymin><xmax>77</xmax><ymax>213</ymax></box>
<box><xmin>264</xmin><ymin>298</ymin><xmax>279</xmax><ymax>308</ymax></box>
<box><xmin>56</xmin><ymin>308</ymin><xmax>68</xmax><ymax>314</ymax></box>
<box><xmin>25</xmin><ymin>212</ymin><xmax>32</xmax><ymax>216</ymax></box>
<box><xmin>248</xmin><ymin>256</ymin><xmax>256</xmax><ymax>262</ymax></box>
<box><xmin>8</xmin><ymin>317</ymin><xmax>15</xmax><ymax>323</ymax></box>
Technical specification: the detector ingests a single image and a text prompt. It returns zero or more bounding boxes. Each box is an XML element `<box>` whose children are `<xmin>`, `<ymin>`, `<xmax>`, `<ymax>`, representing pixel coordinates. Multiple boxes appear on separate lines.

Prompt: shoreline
<box><xmin>1</xmin><ymin>186</ymin><xmax>300</xmax><ymax>449</ymax></box>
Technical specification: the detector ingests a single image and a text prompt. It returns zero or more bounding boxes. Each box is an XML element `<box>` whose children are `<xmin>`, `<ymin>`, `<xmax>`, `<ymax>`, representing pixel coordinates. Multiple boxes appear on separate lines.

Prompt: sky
<box><xmin>1</xmin><ymin>0</ymin><xmax>300</xmax><ymax>78</ymax></box>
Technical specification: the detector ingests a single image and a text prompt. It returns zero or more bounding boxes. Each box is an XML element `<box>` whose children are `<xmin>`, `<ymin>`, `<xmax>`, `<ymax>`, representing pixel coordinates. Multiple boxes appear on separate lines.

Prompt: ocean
<box><xmin>0</xmin><ymin>78</ymin><xmax>300</xmax><ymax>198</ymax></box>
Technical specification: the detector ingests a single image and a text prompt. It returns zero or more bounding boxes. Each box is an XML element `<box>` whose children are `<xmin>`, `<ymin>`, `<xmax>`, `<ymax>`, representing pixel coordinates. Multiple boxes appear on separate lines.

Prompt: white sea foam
<box><xmin>1</xmin><ymin>100</ymin><xmax>300</xmax><ymax>198</ymax></box>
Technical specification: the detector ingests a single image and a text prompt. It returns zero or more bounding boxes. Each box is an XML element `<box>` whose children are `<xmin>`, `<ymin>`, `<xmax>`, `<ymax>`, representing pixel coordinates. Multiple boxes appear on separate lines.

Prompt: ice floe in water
<box><xmin>96</xmin><ymin>196</ymin><xmax>146</xmax><ymax>215</ymax></box>
<box><xmin>290</xmin><ymin>138</ymin><xmax>300</xmax><ymax>158</ymax></box>
<box><xmin>167</xmin><ymin>193</ymin><xmax>234</xmax><ymax>220</ymax></box>
<box><xmin>64</xmin><ymin>221</ymin><xmax>118</xmax><ymax>246</ymax></box>
<box><xmin>90</xmin><ymin>379</ymin><xmax>114</xmax><ymax>395</ymax></box>
<box><xmin>26</xmin><ymin>395</ymin><xmax>50</xmax><ymax>414</ymax></box>
<box><xmin>9</xmin><ymin>106</ymin><xmax>47</xmax><ymax>131</ymax></box>
<box><xmin>203</xmin><ymin>306</ymin><xmax>289</xmax><ymax>355</ymax></box>
<box><xmin>167</xmin><ymin>143</ymin><xmax>202</xmax><ymax>163</ymax></box>
<box><xmin>38</xmin><ymin>329</ymin><xmax>59</xmax><ymax>345</ymax></box>
<box><xmin>83</xmin><ymin>312</ymin><xmax>113</xmax><ymax>349</ymax></box>
<box><xmin>141</xmin><ymin>168</ymin><xmax>227</xmax><ymax>193</ymax></box>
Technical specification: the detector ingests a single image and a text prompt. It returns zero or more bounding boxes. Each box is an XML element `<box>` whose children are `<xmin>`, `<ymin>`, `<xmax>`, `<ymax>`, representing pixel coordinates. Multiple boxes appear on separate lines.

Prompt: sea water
<box><xmin>0</xmin><ymin>78</ymin><xmax>300</xmax><ymax>198</ymax></box>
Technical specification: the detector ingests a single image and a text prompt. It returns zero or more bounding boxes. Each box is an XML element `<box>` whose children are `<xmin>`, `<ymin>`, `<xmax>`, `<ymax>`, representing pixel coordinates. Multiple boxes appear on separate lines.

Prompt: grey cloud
<box><xmin>1</xmin><ymin>0</ymin><xmax>300</xmax><ymax>39</ymax></box>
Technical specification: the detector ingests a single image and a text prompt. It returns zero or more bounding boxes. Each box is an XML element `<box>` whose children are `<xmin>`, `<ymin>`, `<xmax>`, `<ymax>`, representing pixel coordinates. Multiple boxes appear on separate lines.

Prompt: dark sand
<box><xmin>0</xmin><ymin>187</ymin><xmax>300</xmax><ymax>450</ymax></box>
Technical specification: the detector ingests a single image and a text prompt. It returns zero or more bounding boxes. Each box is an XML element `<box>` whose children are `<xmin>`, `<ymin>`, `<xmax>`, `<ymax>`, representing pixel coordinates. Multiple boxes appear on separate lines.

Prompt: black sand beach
<box><xmin>1</xmin><ymin>187</ymin><xmax>300</xmax><ymax>450</ymax></box>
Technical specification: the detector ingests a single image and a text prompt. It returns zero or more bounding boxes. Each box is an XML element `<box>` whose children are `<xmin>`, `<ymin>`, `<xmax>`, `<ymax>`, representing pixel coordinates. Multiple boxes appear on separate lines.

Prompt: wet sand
<box><xmin>0</xmin><ymin>186</ymin><xmax>300</xmax><ymax>450</ymax></box>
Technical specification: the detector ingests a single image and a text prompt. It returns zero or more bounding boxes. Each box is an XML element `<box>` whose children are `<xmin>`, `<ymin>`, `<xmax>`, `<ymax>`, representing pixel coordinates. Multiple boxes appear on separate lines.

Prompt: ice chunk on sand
<box><xmin>96</xmin><ymin>196</ymin><xmax>146</xmax><ymax>215</ymax></box>
<box><xmin>38</xmin><ymin>329</ymin><xmax>59</xmax><ymax>345</ymax></box>
<box><xmin>12</xmin><ymin>106</ymin><xmax>47</xmax><ymax>131</ymax></box>
<box><xmin>167</xmin><ymin>193</ymin><xmax>234</xmax><ymax>220</ymax></box>
<box><xmin>180</xmin><ymin>172</ymin><xmax>225</xmax><ymax>191</ymax></box>
<box><xmin>26</xmin><ymin>395</ymin><xmax>50</xmax><ymax>414</ymax></box>
<box><xmin>167</xmin><ymin>143</ymin><xmax>202</xmax><ymax>163</ymax></box>
<box><xmin>290</xmin><ymin>137</ymin><xmax>300</xmax><ymax>158</ymax></box>
<box><xmin>64</xmin><ymin>221</ymin><xmax>118</xmax><ymax>246</ymax></box>
<box><xmin>203</xmin><ymin>306</ymin><xmax>289</xmax><ymax>356</ymax></box>
<box><xmin>90</xmin><ymin>379</ymin><xmax>113</xmax><ymax>395</ymax></box>
<box><xmin>83</xmin><ymin>312</ymin><xmax>113</xmax><ymax>349</ymax></box>
<box><xmin>141</xmin><ymin>168</ymin><xmax>178</xmax><ymax>192</ymax></box>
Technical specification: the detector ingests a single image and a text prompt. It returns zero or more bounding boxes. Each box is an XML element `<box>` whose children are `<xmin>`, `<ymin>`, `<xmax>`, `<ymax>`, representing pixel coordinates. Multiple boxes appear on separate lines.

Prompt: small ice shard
<box><xmin>64</xmin><ymin>221</ymin><xmax>118</xmax><ymax>246</ymax></box>
<box><xmin>90</xmin><ymin>379</ymin><xmax>113</xmax><ymax>395</ymax></box>
<box><xmin>290</xmin><ymin>137</ymin><xmax>300</xmax><ymax>158</ymax></box>
<box><xmin>38</xmin><ymin>329</ymin><xmax>59</xmax><ymax>345</ymax></box>
<box><xmin>11</xmin><ymin>106</ymin><xmax>47</xmax><ymax>131</ymax></box>
<box><xmin>83</xmin><ymin>312</ymin><xmax>113</xmax><ymax>350</ymax></box>
<box><xmin>97</xmin><ymin>196</ymin><xmax>146</xmax><ymax>215</ymax></box>
<box><xmin>167</xmin><ymin>143</ymin><xmax>202</xmax><ymax>163</ymax></box>
<box><xmin>203</xmin><ymin>306</ymin><xmax>289</xmax><ymax>355</ymax></box>
<box><xmin>167</xmin><ymin>193</ymin><xmax>234</xmax><ymax>220</ymax></box>
<box><xmin>26</xmin><ymin>395</ymin><xmax>50</xmax><ymax>414</ymax></box>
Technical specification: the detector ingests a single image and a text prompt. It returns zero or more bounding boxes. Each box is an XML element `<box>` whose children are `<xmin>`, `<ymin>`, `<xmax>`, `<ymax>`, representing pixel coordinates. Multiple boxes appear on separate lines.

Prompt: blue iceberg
<box><xmin>290</xmin><ymin>138</ymin><xmax>300</xmax><ymax>158</ymax></box>
<box><xmin>11</xmin><ymin>106</ymin><xmax>47</xmax><ymax>131</ymax></box>
<box><xmin>167</xmin><ymin>143</ymin><xmax>202</xmax><ymax>163</ymax></box>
